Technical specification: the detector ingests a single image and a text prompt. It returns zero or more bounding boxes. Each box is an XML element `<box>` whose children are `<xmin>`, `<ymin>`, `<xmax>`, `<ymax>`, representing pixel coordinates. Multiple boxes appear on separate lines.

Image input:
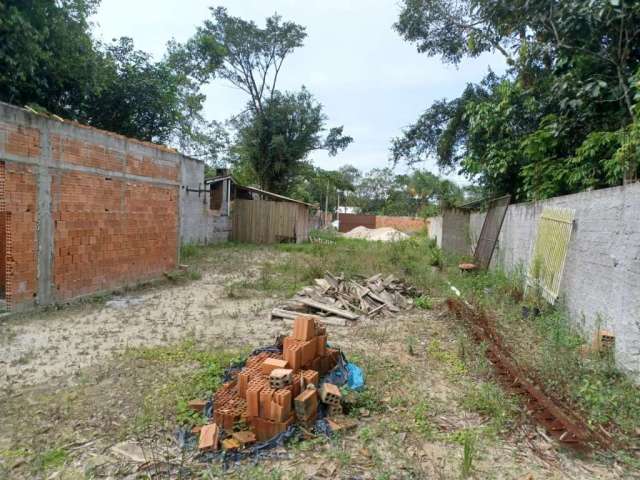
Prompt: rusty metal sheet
<box><xmin>473</xmin><ymin>195</ymin><xmax>511</xmax><ymax>268</ymax></box>
<box><xmin>446</xmin><ymin>298</ymin><xmax>612</xmax><ymax>450</ymax></box>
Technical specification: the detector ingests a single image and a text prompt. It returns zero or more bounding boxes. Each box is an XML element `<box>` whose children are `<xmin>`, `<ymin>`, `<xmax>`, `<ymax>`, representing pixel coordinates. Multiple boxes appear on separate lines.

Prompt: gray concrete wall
<box><xmin>427</xmin><ymin>215</ymin><xmax>442</xmax><ymax>247</ymax></box>
<box><xmin>179</xmin><ymin>157</ymin><xmax>231</xmax><ymax>246</ymax></box>
<box><xmin>442</xmin><ymin>208</ymin><xmax>470</xmax><ymax>255</ymax></box>
<box><xmin>469</xmin><ymin>184</ymin><xmax>640</xmax><ymax>377</ymax></box>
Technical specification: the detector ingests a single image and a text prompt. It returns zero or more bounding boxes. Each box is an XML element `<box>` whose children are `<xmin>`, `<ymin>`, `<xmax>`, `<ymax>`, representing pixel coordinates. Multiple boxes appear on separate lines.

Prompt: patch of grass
<box><xmin>180</xmin><ymin>243</ymin><xmax>199</xmax><ymax>261</ymax></box>
<box><xmin>444</xmin><ymin>262</ymin><xmax>640</xmax><ymax>456</ymax></box>
<box><xmin>457</xmin><ymin>429</ymin><xmax>476</xmax><ymax>478</ymax></box>
<box><xmin>460</xmin><ymin>381</ymin><xmax>517</xmax><ymax>433</ymax></box>
<box><xmin>427</xmin><ymin>339</ymin><xmax>467</xmax><ymax>376</ymax></box>
<box><xmin>413</xmin><ymin>400</ymin><xmax>435</xmax><ymax>438</ymax></box>
<box><xmin>32</xmin><ymin>447</ymin><xmax>67</xmax><ymax>472</ymax></box>
<box><xmin>415</xmin><ymin>295</ymin><xmax>433</xmax><ymax>310</ymax></box>
<box><xmin>126</xmin><ymin>340</ymin><xmax>244</xmax><ymax>428</ymax></box>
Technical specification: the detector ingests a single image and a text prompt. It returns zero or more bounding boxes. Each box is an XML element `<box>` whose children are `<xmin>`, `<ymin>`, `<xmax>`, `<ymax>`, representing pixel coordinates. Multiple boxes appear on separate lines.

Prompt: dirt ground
<box><xmin>0</xmin><ymin>246</ymin><xmax>634</xmax><ymax>479</ymax></box>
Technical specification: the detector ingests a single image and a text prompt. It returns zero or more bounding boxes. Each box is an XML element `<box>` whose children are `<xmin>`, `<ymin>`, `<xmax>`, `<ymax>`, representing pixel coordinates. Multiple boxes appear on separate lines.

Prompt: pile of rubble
<box><xmin>190</xmin><ymin>316</ymin><xmax>357</xmax><ymax>453</ymax></box>
<box><xmin>270</xmin><ymin>272</ymin><xmax>419</xmax><ymax>325</ymax></box>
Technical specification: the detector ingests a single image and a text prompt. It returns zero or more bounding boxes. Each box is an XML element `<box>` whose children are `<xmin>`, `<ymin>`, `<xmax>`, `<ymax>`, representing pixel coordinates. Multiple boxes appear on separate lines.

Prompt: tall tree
<box><xmin>392</xmin><ymin>0</ymin><xmax>640</xmax><ymax>201</ymax></box>
<box><xmin>188</xmin><ymin>8</ymin><xmax>352</xmax><ymax>193</ymax></box>
<box><xmin>231</xmin><ymin>88</ymin><xmax>351</xmax><ymax>192</ymax></box>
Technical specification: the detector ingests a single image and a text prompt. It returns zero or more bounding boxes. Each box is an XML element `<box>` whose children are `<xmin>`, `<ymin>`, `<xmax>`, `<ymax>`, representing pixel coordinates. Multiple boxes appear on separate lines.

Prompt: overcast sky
<box><xmin>92</xmin><ymin>0</ymin><xmax>506</xmax><ymax>183</ymax></box>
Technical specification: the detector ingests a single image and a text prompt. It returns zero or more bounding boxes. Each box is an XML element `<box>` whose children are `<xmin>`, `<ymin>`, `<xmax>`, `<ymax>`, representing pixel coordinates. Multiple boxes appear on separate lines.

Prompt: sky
<box><xmin>92</xmin><ymin>0</ymin><xmax>507</xmax><ymax>183</ymax></box>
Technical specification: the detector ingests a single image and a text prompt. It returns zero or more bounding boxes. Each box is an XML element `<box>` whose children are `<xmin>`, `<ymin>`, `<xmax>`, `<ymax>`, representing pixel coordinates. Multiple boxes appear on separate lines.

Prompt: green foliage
<box><xmin>232</xmin><ymin>88</ymin><xmax>352</xmax><ymax>193</ymax></box>
<box><xmin>415</xmin><ymin>295</ymin><xmax>433</xmax><ymax>310</ymax></box>
<box><xmin>0</xmin><ymin>0</ymin><xmax>224</xmax><ymax>158</ymax></box>
<box><xmin>460</xmin><ymin>382</ymin><xmax>516</xmax><ymax>432</ymax></box>
<box><xmin>186</xmin><ymin>8</ymin><xmax>351</xmax><ymax>194</ymax></box>
<box><xmin>459</xmin><ymin>430</ymin><xmax>476</xmax><ymax>478</ymax></box>
<box><xmin>32</xmin><ymin>447</ymin><xmax>67</xmax><ymax>472</ymax></box>
<box><xmin>393</xmin><ymin>0</ymin><xmax>640</xmax><ymax>201</ymax></box>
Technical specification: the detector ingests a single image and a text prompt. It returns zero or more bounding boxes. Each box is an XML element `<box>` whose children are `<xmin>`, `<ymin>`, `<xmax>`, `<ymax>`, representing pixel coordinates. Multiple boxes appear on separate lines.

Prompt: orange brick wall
<box><xmin>0</xmin><ymin>103</ymin><xmax>182</xmax><ymax>309</ymax></box>
<box><xmin>375</xmin><ymin>215</ymin><xmax>427</xmax><ymax>233</ymax></box>
<box><xmin>52</xmin><ymin>172</ymin><xmax>177</xmax><ymax>299</ymax></box>
<box><xmin>1</xmin><ymin>161</ymin><xmax>38</xmax><ymax>306</ymax></box>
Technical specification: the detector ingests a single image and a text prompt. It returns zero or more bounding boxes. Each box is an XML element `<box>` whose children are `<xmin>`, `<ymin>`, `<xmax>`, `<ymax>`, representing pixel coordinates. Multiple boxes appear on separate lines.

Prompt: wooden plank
<box><xmin>270</xmin><ymin>309</ymin><xmax>349</xmax><ymax>325</ymax></box>
<box><xmin>294</xmin><ymin>297</ymin><xmax>360</xmax><ymax>320</ymax></box>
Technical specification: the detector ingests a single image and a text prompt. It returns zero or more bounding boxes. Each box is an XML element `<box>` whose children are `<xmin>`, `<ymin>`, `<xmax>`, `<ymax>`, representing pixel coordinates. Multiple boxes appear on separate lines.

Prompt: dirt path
<box><xmin>0</xmin><ymin>249</ymin><xmax>283</xmax><ymax>389</ymax></box>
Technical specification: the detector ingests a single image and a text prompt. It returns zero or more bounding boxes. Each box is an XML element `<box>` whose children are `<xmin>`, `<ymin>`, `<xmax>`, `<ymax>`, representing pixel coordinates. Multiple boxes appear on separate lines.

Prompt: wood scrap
<box><xmin>270</xmin><ymin>272</ymin><xmax>419</xmax><ymax>323</ymax></box>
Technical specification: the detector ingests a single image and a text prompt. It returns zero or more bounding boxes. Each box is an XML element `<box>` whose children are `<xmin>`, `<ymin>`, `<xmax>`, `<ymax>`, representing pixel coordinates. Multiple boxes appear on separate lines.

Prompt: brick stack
<box><xmin>209</xmin><ymin>316</ymin><xmax>340</xmax><ymax>444</ymax></box>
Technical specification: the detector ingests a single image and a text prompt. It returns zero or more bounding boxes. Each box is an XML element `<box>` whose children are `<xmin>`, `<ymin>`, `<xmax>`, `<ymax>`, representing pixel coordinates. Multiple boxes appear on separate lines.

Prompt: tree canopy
<box><xmin>392</xmin><ymin>0</ymin><xmax>640</xmax><ymax>201</ymax></box>
<box><xmin>0</xmin><ymin>0</ymin><xmax>219</xmax><ymax>154</ymax></box>
<box><xmin>186</xmin><ymin>8</ymin><xmax>352</xmax><ymax>194</ymax></box>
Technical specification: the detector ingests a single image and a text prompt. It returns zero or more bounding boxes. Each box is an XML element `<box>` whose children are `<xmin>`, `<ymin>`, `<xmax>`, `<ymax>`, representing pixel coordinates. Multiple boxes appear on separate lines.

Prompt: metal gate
<box><xmin>527</xmin><ymin>207</ymin><xmax>575</xmax><ymax>303</ymax></box>
<box><xmin>473</xmin><ymin>195</ymin><xmax>511</xmax><ymax>269</ymax></box>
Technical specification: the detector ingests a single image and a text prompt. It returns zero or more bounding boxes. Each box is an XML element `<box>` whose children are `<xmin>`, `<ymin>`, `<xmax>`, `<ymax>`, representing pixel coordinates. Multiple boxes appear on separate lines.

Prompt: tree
<box><xmin>0</xmin><ymin>0</ymin><xmax>103</xmax><ymax>117</ymax></box>
<box><xmin>393</xmin><ymin>0</ymin><xmax>640</xmax><ymax>201</ymax></box>
<box><xmin>0</xmin><ymin>1</ymin><xmax>224</xmax><ymax>156</ymax></box>
<box><xmin>188</xmin><ymin>8</ymin><xmax>352</xmax><ymax>193</ymax></box>
<box><xmin>231</xmin><ymin>88</ymin><xmax>352</xmax><ymax>192</ymax></box>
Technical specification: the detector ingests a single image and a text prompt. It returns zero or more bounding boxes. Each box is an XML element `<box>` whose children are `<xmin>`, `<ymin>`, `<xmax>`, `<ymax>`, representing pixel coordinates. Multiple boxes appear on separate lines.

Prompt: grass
<box><xmin>125</xmin><ymin>339</ymin><xmax>245</xmax><ymax>430</ymax></box>
<box><xmin>137</xmin><ymin>236</ymin><xmax>640</xmax><ymax>472</ymax></box>
<box><xmin>444</xmin><ymin>262</ymin><xmax>640</xmax><ymax>455</ymax></box>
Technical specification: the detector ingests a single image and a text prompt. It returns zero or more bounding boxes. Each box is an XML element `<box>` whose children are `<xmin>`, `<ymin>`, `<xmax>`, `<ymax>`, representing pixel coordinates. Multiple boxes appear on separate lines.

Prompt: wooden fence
<box><xmin>231</xmin><ymin>199</ymin><xmax>311</xmax><ymax>244</ymax></box>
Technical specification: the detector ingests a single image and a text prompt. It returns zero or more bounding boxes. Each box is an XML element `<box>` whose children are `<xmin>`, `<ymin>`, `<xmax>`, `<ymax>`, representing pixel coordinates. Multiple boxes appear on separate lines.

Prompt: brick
<box><xmin>269</xmin><ymin>368</ymin><xmax>293</xmax><ymax>389</ymax></box>
<box><xmin>238</xmin><ymin>372</ymin><xmax>249</xmax><ymax>398</ymax></box>
<box><xmin>301</xmin><ymin>369</ymin><xmax>319</xmax><ymax>388</ymax></box>
<box><xmin>188</xmin><ymin>399</ymin><xmax>207</xmax><ymax>413</ymax></box>
<box><xmin>316</xmin><ymin>335</ymin><xmax>327</xmax><ymax>356</ymax></box>
<box><xmin>300</xmin><ymin>339</ymin><xmax>317</xmax><ymax>366</ymax></box>
<box><xmin>198</xmin><ymin>424</ymin><xmax>219</xmax><ymax>451</ymax></box>
<box><xmin>294</xmin><ymin>388</ymin><xmax>318</xmax><ymax>420</ymax></box>
<box><xmin>319</xmin><ymin>383</ymin><xmax>341</xmax><ymax>406</ymax></box>
<box><xmin>259</xmin><ymin>388</ymin><xmax>274</xmax><ymax>419</ymax></box>
<box><xmin>232</xmin><ymin>430</ymin><xmax>256</xmax><ymax>446</ymax></box>
<box><xmin>261</xmin><ymin>358</ymin><xmax>289</xmax><ymax>375</ymax></box>
<box><xmin>293</xmin><ymin>316</ymin><xmax>316</xmax><ymax>341</ymax></box>
<box><xmin>283</xmin><ymin>342</ymin><xmax>303</xmax><ymax>371</ymax></box>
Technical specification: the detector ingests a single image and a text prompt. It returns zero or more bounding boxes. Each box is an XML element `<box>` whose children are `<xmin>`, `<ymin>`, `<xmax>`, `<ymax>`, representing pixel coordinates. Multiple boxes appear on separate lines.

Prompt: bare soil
<box><xmin>0</xmin><ymin>246</ymin><xmax>634</xmax><ymax>479</ymax></box>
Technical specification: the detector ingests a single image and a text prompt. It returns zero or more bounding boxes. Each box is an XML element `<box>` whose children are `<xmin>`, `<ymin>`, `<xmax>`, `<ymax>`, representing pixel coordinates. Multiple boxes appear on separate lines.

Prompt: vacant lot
<box><xmin>0</xmin><ymin>239</ymin><xmax>637</xmax><ymax>479</ymax></box>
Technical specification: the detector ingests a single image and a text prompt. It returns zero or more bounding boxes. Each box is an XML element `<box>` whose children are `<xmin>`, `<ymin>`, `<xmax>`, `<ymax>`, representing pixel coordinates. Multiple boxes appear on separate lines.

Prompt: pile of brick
<box><xmin>194</xmin><ymin>316</ymin><xmax>347</xmax><ymax>452</ymax></box>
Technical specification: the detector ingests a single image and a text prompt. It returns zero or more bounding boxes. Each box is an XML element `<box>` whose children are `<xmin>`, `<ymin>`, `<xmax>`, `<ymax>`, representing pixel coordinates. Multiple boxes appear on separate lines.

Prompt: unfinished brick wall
<box><xmin>0</xmin><ymin>102</ymin><xmax>186</xmax><ymax>310</ymax></box>
<box><xmin>375</xmin><ymin>215</ymin><xmax>427</xmax><ymax>233</ymax></box>
<box><xmin>51</xmin><ymin>172</ymin><xmax>177</xmax><ymax>299</ymax></box>
<box><xmin>1</xmin><ymin>161</ymin><xmax>38</xmax><ymax>306</ymax></box>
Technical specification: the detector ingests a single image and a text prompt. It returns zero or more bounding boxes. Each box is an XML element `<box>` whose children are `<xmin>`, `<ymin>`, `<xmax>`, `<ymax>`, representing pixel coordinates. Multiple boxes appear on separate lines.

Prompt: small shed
<box><xmin>205</xmin><ymin>175</ymin><xmax>315</xmax><ymax>244</ymax></box>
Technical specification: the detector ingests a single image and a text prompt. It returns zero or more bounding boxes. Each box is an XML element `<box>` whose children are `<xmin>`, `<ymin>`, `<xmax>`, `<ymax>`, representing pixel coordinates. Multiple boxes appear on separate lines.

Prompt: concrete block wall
<box><xmin>0</xmin><ymin>102</ymin><xmax>193</xmax><ymax>310</ymax></box>
<box><xmin>180</xmin><ymin>158</ymin><xmax>231</xmax><ymax>245</ymax></box>
<box><xmin>469</xmin><ymin>184</ymin><xmax>640</xmax><ymax>377</ymax></box>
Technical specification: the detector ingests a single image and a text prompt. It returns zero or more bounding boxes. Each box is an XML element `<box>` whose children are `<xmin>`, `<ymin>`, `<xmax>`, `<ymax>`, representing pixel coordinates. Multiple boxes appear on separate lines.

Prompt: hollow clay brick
<box><xmin>269</xmin><ymin>368</ymin><xmax>293</xmax><ymax>389</ymax></box>
<box><xmin>261</xmin><ymin>358</ymin><xmax>289</xmax><ymax>375</ymax></box>
<box><xmin>316</xmin><ymin>335</ymin><xmax>327</xmax><ymax>356</ymax></box>
<box><xmin>294</xmin><ymin>388</ymin><xmax>318</xmax><ymax>420</ymax></box>
<box><xmin>293</xmin><ymin>316</ymin><xmax>316</xmax><ymax>341</ymax></box>
<box><xmin>198</xmin><ymin>423</ymin><xmax>219</xmax><ymax>451</ymax></box>
<box><xmin>320</xmin><ymin>383</ymin><xmax>341</xmax><ymax>406</ymax></box>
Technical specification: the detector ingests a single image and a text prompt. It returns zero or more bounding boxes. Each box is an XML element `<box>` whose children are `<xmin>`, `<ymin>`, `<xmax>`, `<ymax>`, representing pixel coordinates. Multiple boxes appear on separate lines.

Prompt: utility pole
<box><xmin>325</xmin><ymin>182</ymin><xmax>329</xmax><ymax>216</ymax></box>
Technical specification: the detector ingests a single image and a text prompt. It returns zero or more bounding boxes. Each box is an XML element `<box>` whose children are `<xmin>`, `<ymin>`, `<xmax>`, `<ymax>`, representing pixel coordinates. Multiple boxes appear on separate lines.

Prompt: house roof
<box><xmin>204</xmin><ymin>175</ymin><xmax>316</xmax><ymax>208</ymax></box>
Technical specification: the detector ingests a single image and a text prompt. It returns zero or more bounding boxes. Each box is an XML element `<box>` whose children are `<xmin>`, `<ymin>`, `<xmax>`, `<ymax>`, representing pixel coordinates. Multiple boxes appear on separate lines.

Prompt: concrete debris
<box><xmin>343</xmin><ymin>226</ymin><xmax>409</xmax><ymax>242</ymax></box>
<box><xmin>271</xmin><ymin>272</ymin><xmax>418</xmax><ymax>323</ymax></box>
